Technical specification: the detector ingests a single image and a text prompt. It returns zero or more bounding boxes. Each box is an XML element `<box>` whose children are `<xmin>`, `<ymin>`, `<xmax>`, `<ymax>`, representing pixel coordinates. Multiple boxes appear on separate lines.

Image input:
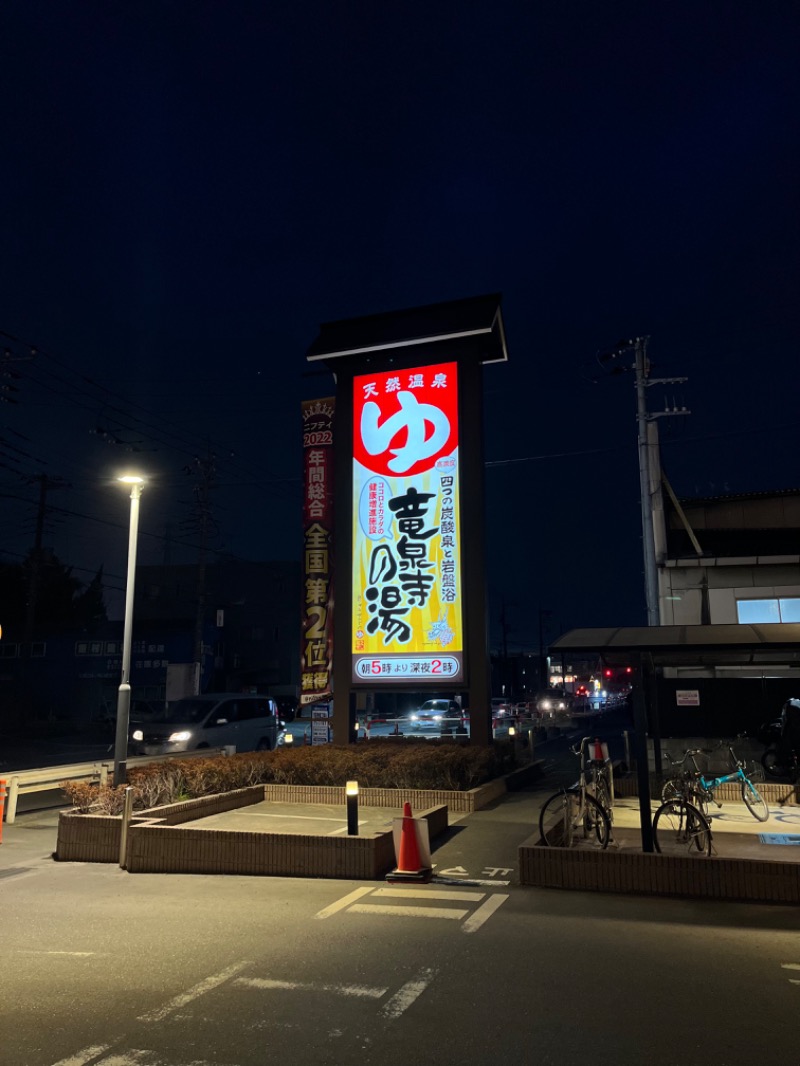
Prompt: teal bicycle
<box><xmin>661</xmin><ymin>739</ymin><xmax>769</xmax><ymax>823</ymax></box>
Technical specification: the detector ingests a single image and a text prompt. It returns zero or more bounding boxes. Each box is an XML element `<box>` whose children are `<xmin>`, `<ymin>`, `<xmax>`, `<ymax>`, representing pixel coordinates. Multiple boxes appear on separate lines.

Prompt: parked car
<box><xmin>514</xmin><ymin>701</ymin><xmax>538</xmax><ymax>719</ymax></box>
<box><xmin>405</xmin><ymin>698</ymin><xmax>464</xmax><ymax>735</ymax></box>
<box><xmin>129</xmin><ymin>694</ymin><xmax>286</xmax><ymax>755</ymax></box>
<box><xmin>284</xmin><ymin>701</ymin><xmax>333</xmax><ymax>744</ymax></box>
<box><xmin>490</xmin><ymin>698</ymin><xmax>513</xmax><ymax>718</ymax></box>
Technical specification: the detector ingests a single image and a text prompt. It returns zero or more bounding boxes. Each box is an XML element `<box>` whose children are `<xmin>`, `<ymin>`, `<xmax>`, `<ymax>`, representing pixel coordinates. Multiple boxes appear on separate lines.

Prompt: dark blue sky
<box><xmin>2</xmin><ymin>2</ymin><xmax>798</xmax><ymax>646</ymax></box>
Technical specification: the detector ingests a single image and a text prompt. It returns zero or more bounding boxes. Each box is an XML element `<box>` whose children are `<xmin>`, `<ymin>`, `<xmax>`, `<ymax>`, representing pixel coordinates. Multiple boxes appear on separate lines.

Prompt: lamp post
<box><xmin>113</xmin><ymin>475</ymin><xmax>145</xmax><ymax>787</ymax></box>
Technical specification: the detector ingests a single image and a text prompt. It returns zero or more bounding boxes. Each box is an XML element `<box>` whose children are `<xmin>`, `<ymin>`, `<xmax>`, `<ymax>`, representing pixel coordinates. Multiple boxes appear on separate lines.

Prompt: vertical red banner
<box><xmin>301</xmin><ymin>398</ymin><xmax>335</xmax><ymax>705</ymax></box>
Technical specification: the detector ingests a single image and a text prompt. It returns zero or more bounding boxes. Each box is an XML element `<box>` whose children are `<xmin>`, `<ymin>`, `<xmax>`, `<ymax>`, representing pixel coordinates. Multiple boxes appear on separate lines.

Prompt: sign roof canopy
<box><xmin>306</xmin><ymin>293</ymin><xmax>507</xmax><ymax>366</ymax></box>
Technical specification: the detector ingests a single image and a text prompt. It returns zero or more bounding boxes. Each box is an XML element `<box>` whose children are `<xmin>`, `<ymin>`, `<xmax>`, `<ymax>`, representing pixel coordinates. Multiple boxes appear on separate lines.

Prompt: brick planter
<box><xmin>519</xmin><ymin>833</ymin><xmax>800</xmax><ymax>903</ymax></box>
<box><xmin>55</xmin><ymin>766</ymin><xmax>536</xmax><ymax>877</ymax></box>
<box><xmin>55</xmin><ymin>783</ymin><xmax>454</xmax><ymax>877</ymax></box>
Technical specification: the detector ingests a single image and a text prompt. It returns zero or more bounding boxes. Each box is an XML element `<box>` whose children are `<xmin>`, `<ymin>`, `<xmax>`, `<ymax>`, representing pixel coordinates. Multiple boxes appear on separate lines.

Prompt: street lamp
<box><xmin>113</xmin><ymin>474</ymin><xmax>145</xmax><ymax>787</ymax></box>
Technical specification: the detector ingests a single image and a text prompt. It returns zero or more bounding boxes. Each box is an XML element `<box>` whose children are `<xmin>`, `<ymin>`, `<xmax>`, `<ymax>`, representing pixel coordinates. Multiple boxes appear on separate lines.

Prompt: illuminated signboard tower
<box><xmin>306</xmin><ymin>294</ymin><xmax>508</xmax><ymax>746</ymax></box>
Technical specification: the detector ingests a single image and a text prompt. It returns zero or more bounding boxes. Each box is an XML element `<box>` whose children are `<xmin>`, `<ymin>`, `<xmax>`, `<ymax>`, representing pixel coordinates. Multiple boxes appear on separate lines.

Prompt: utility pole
<box><xmin>599</xmin><ymin>337</ymin><xmax>689</xmax><ymax>626</ymax></box>
<box><xmin>632</xmin><ymin>337</ymin><xmax>689</xmax><ymax>626</ymax></box>
<box><xmin>23</xmin><ymin>473</ymin><xmax>68</xmax><ymax>644</ymax></box>
<box><xmin>538</xmin><ymin>608</ymin><xmax>553</xmax><ymax>689</ymax></box>
<box><xmin>499</xmin><ymin>598</ymin><xmax>510</xmax><ymax>696</ymax></box>
<box><xmin>184</xmin><ymin>453</ymin><xmax>216</xmax><ymax>693</ymax></box>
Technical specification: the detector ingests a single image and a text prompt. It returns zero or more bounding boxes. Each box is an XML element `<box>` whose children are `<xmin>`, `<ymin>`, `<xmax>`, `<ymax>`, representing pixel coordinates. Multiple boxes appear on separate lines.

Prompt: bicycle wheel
<box><xmin>686</xmin><ymin>785</ymin><xmax>711</xmax><ymax>821</ymax></box>
<box><xmin>652</xmin><ymin>799</ymin><xmax>712</xmax><ymax>857</ymax></box>
<box><xmin>741</xmin><ymin>778</ymin><xmax>769</xmax><ymax>822</ymax></box>
<box><xmin>762</xmin><ymin>748</ymin><xmax>791</xmax><ymax>779</ymax></box>
<box><xmin>661</xmin><ymin>777</ymin><xmax>683</xmax><ymax>802</ymax></box>
<box><xmin>580</xmin><ymin>791</ymin><xmax>611</xmax><ymax>849</ymax></box>
<box><xmin>595</xmin><ymin>776</ymin><xmax>613</xmax><ymax>822</ymax></box>
<box><xmin>746</xmin><ymin>760</ymin><xmax>765</xmax><ymax>783</ymax></box>
<box><xmin>538</xmin><ymin>790</ymin><xmax>577</xmax><ymax>847</ymax></box>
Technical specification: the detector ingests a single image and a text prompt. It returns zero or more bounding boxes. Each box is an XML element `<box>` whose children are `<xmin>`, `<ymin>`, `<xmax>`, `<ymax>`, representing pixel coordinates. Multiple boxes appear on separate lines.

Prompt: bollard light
<box><xmin>346</xmin><ymin>779</ymin><xmax>359</xmax><ymax>836</ymax></box>
<box><xmin>508</xmin><ymin>726</ymin><xmax>516</xmax><ymax>737</ymax></box>
<box><xmin>284</xmin><ymin>732</ymin><xmax>294</xmax><ymax>746</ymax></box>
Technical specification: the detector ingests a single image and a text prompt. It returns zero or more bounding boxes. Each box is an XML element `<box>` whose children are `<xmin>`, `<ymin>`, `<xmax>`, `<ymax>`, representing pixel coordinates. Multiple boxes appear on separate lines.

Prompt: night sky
<box><xmin>2</xmin><ymin>3</ymin><xmax>798</xmax><ymax>650</ymax></box>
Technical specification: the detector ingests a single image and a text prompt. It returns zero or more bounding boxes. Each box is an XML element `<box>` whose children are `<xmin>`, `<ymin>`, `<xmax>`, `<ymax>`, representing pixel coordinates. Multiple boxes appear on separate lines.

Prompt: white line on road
<box><xmin>238</xmin><ymin>812</ymin><xmax>350</xmax><ymax>822</ymax></box>
<box><xmin>86</xmin><ymin>1053</ymin><xmax>154</xmax><ymax>1066</ymax></box>
<box><xmin>16</xmin><ymin>950</ymin><xmax>97</xmax><ymax>957</ymax></box>
<box><xmin>379</xmin><ymin>968</ymin><xmax>437</xmax><ymax>1020</ymax></box>
<box><xmin>51</xmin><ymin>1046</ymin><xmax>112</xmax><ymax>1066</ymax></box>
<box><xmin>349</xmin><ymin>904</ymin><xmax>469</xmax><ymax>920</ymax></box>
<box><xmin>372</xmin><ymin>887</ymin><xmax>485</xmax><ymax>902</ymax></box>
<box><xmin>236</xmin><ymin>977</ymin><xmax>387</xmax><ymax>998</ymax></box>
<box><xmin>781</xmin><ymin>963</ymin><xmax>800</xmax><ymax>969</ymax></box>
<box><xmin>461</xmin><ymin>893</ymin><xmax>509</xmax><ymax>933</ymax></box>
<box><xmin>314</xmin><ymin>886</ymin><xmax>374</xmax><ymax>919</ymax></box>
<box><xmin>137</xmin><ymin>960</ymin><xmax>252</xmax><ymax>1022</ymax></box>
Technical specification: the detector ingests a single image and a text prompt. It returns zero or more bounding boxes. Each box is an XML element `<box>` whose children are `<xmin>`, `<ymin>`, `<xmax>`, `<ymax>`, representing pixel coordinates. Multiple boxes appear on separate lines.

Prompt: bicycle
<box><xmin>538</xmin><ymin>737</ymin><xmax>611</xmax><ymax>849</ymax></box>
<box><xmin>660</xmin><ymin>738</ymin><xmax>769</xmax><ymax>823</ymax></box>
<box><xmin>652</xmin><ymin>797</ymin><xmax>713</xmax><ymax>856</ymax></box>
<box><xmin>586</xmin><ymin>737</ymin><xmax>614</xmax><ymax>826</ymax></box>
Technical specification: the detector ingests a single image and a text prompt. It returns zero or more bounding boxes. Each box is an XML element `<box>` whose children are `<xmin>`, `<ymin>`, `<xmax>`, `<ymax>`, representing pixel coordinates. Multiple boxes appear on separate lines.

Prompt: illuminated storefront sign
<box><xmin>351</xmin><ymin>361</ymin><xmax>463</xmax><ymax>683</ymax></box>
<box><xmin>300</xmin><ymin>398</ymin><xmax>335</xmax><ymax>704</ymax></box>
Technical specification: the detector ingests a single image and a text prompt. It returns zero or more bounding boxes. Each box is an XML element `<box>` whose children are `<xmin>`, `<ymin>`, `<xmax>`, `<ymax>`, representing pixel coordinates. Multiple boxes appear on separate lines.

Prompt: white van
<box><xmin>129</xmin><ymin>694</ymin><xmax>285</xmax><ymax>756</ymax></box>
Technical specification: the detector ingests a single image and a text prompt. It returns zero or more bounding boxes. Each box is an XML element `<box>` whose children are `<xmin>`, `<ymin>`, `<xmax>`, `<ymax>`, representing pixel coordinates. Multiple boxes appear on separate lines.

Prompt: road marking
<box><xmin>236</xmin><ymin>976</ymin><xmax>387</xmax><ymax>998</ymax></box>
<box><xmin>349</xmin><ymin>904</ymin><xmax>469</xmax><ymax>920</ymax></box>
<box><xmin>781</xmin><ymin>963</ymin><xmax>800</xmax><ymax>969</ymax></box>
<box><xmin>379</xmin><ymin>967</ymin><xmax>437</xmax><ymax>1019</ymax></box>
<box><xmin>86</xmin><ymin>1054</ymin><xmax>154</xmax><ymax>1066</ymax></box>
<box><xmin>372</xmin><ymin>887</ymin><xmax>485</xmax><ymax>902</ymax></box>
<box><xmin>314</xmin><ymin>886</ymin><xmax>374</xmax><ymax>919</ymax></box>
<box><xmin>239</xmin><ymin>812</ymin><xmax>351</xmax><ymax>823</ymax></box>
<box><xmin>137</xmin><ymin>960</ymin><xmax>251</xmax><ymax>1022</ymax></box>
<box><xmin>16</xmin><ymin>950</ymin><xmax>96</xmax><ymax>957</ymax></box>
<box><xmin>51</xmin><ymin>1047</ymin><xmax>112</xmax><ymax>1066</ymax></box>
<box><xmin>462</xmin><ymin>893</ymin><xmax>509</xmax><ymax>933</ymax></box>
<box><xmin>433</xmin><ymin>876</ymin><xmax>511</xmax><ymax>886</ymax></box>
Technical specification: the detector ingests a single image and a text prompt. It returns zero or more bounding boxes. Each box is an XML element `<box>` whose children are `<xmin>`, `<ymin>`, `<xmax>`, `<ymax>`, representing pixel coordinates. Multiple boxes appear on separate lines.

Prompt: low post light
<box><xmin>346</xmin><ymin>779</ymin><xmax>359</xmax><ymax>836</ymax></box>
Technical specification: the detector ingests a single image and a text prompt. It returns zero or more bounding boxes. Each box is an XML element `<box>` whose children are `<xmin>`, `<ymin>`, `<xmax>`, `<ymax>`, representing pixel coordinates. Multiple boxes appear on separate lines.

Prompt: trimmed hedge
<box><xmin>61</xmin><ymin>740</ymin><xmax>519</xmax><ymax>815</ymax></box>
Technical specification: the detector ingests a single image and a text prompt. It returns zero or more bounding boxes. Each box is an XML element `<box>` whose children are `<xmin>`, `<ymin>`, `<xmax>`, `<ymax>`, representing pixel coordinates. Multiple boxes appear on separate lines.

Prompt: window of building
<box><xmin>0</xmin><ymin>642</ymin><xmax>19</xmax><ymax>659</ymax></box>
<box><xmin>736</xmin><ymin>598</ymin><xmax>800</xmax><ymax>623</ymax></box>
<box><xmin>30</xmin><ymin>642</ymin><xmax>46</xmax><ymax>658</ymax></box>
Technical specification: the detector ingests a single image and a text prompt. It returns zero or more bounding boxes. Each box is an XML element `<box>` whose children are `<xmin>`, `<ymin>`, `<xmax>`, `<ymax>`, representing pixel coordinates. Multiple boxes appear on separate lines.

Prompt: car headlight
<box><xmin>167</xmin><ymin>730</ymin><xmax>192</xmax><ymax>742</ymax></box>
<box><xmin>541</xmin><ymin>700</ymin><xmax>552</xmax><ymax>711</ymax></box>
<box><xmin>411</xmin><ymin>714</ymin><xmax>419</xmax><ymax>721</ymax></box>
<box><xmin>132</xmin><ymin>729</ymin><xmax>143</xmax><ymax>742</ymax></box>
<box><xmin>433</xmin><ymin>715</ymin><xmax>442</xmax><ymax>722</ymax></box>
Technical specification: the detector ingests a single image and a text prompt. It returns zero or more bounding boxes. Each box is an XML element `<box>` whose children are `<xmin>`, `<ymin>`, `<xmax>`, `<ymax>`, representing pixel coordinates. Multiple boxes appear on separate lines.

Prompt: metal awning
<box><xmin>549</xmin><ymin>623</ymin><xmax>800</xmax><ymax>667</ymax></box>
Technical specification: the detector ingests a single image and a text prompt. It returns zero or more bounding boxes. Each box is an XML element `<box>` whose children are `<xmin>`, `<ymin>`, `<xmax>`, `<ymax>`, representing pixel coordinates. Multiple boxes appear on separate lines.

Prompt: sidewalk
<box><xmin>4</xmin><ymin>786</ymin><xmax>800</xmax><ymax>879</ymax></box>
<box><xmin>608</xmin><ymin>794</ymin><xmax>800</xmax><ymax>861</ymax></box>
<box><xmin>0</xmin><ymin>806</ymin><xmax>63</xmax><ymax>870</ymax></box>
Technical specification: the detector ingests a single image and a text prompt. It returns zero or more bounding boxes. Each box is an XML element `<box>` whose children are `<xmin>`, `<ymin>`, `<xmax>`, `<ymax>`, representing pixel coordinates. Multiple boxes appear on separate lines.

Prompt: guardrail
<box><xmin>2</xmin><ymin>747</ymin><xmax>229</xmax><ymax>824</ymax></box>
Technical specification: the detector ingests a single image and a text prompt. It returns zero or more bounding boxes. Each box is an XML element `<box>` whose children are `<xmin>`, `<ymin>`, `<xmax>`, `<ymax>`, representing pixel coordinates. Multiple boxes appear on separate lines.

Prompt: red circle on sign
<box><xmin>353</xmin><ymin>362</ymin><xmax>459</xmax><ymax>477</ymax></box>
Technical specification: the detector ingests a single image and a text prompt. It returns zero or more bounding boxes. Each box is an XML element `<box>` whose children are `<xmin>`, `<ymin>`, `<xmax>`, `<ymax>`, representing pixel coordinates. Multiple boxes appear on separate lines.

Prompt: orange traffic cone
<box><xmin>386</xmin><ymin>801</ymin><xmax>431</xmax><ymax>882</ymax></box>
